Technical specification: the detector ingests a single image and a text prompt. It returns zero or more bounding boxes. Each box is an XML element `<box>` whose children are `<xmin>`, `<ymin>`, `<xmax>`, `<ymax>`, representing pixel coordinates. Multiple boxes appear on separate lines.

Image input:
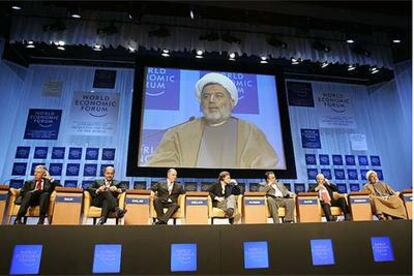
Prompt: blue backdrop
<box><xmin>0</xmin><ymin>40</ymin><xmax>411</xmax><ymax>192</ymax></box>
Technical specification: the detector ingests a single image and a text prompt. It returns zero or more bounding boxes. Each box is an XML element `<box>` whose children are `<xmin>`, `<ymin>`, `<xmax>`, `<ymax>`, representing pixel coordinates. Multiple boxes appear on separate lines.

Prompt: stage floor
<box><xmin>0</xmin><ymin>220</ymin><xmax>411</xmax><ymax>275</ymax></box>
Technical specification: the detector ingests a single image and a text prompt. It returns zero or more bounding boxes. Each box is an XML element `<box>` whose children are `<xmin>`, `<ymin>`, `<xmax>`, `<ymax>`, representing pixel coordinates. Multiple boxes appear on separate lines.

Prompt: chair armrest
<box><xmin>207</xmin><ymin>196</ymin><xmax>213</xmax><ymax>215</ymax></box>
<box><xmin>117</xmin><ymin>192</ymin><xmax>126</xmax><ymax>209</ymax></box>
<box><xmin>50</xmin><ymin>191</ymin><xmax>57</xmax><ymax>202</ymax></box>
<box><xmin>83</xmin><ymin>191</ymin><xmax>91</xmax><ymax>216</ymax></box>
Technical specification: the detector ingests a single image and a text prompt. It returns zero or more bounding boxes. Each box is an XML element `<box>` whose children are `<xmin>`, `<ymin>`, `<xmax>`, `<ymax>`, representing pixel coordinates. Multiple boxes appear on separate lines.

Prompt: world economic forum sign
<box><xmin>69</xmin><ymin>92</ymin><xmax>120</xmax><ymax>136</ymax></box>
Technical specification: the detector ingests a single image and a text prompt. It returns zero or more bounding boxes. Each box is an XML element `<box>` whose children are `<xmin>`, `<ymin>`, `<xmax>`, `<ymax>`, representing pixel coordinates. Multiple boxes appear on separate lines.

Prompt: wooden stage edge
<box><xmin>0</xmin><ymin>220</ymin><xmax>411</xmax><ymax>275</ymax></box>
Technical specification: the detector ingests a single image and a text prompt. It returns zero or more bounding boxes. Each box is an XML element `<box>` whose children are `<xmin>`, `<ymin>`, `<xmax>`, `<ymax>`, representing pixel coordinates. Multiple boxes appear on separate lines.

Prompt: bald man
<box><xmin>87</xmin><ymin>166</ymin><xmax>127</xmax><ymax>225</ymax></box>
<box><xmin>151</xmin><ymin>168</ymin><xmax>185</xmax><ymax>225</ymax></box>
<box><xmin>146</xmin><ymin>72</ymin><xmax>278</xmax><ymax>169</ymax></box>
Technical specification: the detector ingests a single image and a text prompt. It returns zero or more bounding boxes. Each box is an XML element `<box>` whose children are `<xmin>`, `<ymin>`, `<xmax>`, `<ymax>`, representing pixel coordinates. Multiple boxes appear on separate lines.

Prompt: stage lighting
<box><xmin>346</xmin><ymin>39</ymin><xmax>355</xmax><ymax>44</ymax></box>
<box><xmin>11</xmin><ymin>5</ymin><xmax>22</xmax><ymax>10</ymax></box>
<box><xmin>128</xmin><ymin>46</ymin><xmax>136</xmax><ymax>53</ymax></box>
<box><xmin>321</xmin><ymin>61</ymin><xmax>329</xmax><ymax>68</ymax></box>
<box><xmin>291</xmin><ymin>57</ymin><xmax>302</xmax><ymax>65</ymax></box>
<box><xmin>190</xmin><ymin>10</ymin><xmax>195</xmax><ymax>19</ymax></box>
<box><xmin>312</xmin><ymin>40</ymin><xmax>330</xmax><ymax>52</ymax></box>
<box><xmin>93</xmin><ymin>44</ymin><xmax>103</xmax><ymax>51</ymax></box>
<box><xmin>347</xmin><ymin>64</ymin><xmax>356</xmax><ymax>71</ymax></box>
<box><xmin>392</xmin><ymin>39</ymin><xmax>401</xmax><ymax>44</ymax></box>
<box><xmin>195</xmin><ymin>50</ymin><xmax>204</xmax><ymax>59</ymax></box>
<box><xmin>69</xmin><ymin>8</ymin><xmax>81</xmax><ymax>19</ymax></box>
<box><xmin>26</xmin><ymin>40</ymin><xmax>35</xmax><ymax>49</ymax></box>
<box><xmin>266</xmin><ymin>36</ymin><xmax>287</xmax><ymax>48</ymax></box>
<box><xmin>260</xmin><ymin>56</ymin><xmax>268</xmax><ymax>64</ymax></box>
<box><xmin>370</xmin><ymin>67</ymin><xmax>379</xmax><ymax>74</ymax></box>
<box><xmin>161</xmin><ymin>49</ymin><xmax>170</xmax><ymax>57</ymax></box>
<box><xmin>229</xmin><ymin>52</ymin><xmax>236</xmax><ymax>61</ymax></box>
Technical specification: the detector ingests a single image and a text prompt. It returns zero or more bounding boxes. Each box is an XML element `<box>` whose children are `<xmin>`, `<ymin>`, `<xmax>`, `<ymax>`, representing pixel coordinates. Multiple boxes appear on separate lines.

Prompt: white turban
<box><xmin>366</xmin><ymin>170</ymin><xmax>377</xmax><ymax>181</ymax></box>
<box><xmin>195</xmin><ymin>72</ymin><xmax>238</xmax><ymax>106</ymax></box>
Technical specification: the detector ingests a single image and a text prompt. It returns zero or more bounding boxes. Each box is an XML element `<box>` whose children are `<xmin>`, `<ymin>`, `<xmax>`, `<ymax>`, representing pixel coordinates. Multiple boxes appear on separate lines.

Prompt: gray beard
<box><xmin>204</xmin><ymin>110</ymin><xmax>231</xmax><ymax>125</ymax></box>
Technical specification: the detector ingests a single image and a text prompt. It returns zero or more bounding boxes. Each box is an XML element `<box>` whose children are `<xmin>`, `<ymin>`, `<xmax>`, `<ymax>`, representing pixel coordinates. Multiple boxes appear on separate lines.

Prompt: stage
<box><xmin>0</xmin><ymin>220</ymin><xmax>411</xmax><ymax>275</ymax></box>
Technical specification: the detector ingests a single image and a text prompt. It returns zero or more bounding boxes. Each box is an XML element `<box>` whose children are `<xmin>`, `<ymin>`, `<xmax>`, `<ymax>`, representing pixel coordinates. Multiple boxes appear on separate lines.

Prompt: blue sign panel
<box><xmin>243</xmin><ymin>241</ymin><xmax>269</xmax><ymax>269</ymax></box>
<box><xmin>10</xmin><ymin>244</ymin><xmax>43</xmax><ymax>275</ymax></box>
<box><xmin>93</xmin><ymin>244</ymin><xmax>122</xmax><ymax>274</ymax></box>
<box><xmin>371</xmin><ymin>236</ymin><xmax>394</xmax><ymax>262</ymax></box>
<box><xmin>24</xmin><ymin>109</ymin><xmax>62</xmax><ymax>140</ymax></box>
<box><xmin>170</xmin><ymin>243</ymin><xmax>197</xmax><ymax>272</ymax></box>
<box><xmin>310</xmin><ymin>239</ymin><xmax>335</xmax><ymax>266</ymax></box>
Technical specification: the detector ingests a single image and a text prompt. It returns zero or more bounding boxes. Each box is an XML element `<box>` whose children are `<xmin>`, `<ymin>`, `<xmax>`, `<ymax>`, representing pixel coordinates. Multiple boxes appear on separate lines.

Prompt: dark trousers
<box><xmin>321</xmin><ymin>197</ymin><xmax>350</xmax><ymax>221</ymax></box>
<box><xmin>92</xmin><ymin>191</ymin><xmax>119</xmax><ymax>221</ymax></box>
<box><xmin>153</xmin><ymin>198</ymin><xmax>179</xmax><ymax>223</ymax></box>
<box><xmin>17</xmin><ymin>190</ymin><xmax>50</xmax><ymax>219</ymax></box>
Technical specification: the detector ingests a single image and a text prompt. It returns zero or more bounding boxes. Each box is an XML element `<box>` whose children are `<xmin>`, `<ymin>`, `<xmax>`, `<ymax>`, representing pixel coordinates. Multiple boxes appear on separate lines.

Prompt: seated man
<box><xmin>310</xmin><ymin>173</ymin><xmax>351</xmax><ymax>222</ymax></box>
<box><xmin>151</xmin><ymin>168</ymin><xmax>185</xmax><ymax>225</ymax></box>
<box><xmin>14</xmin><ymin>165</ymin><xmax>61</xmax><ymax>225</ymax></box>
<box><xmin>87</xmin><ymin>166</ymin><xmax>127</xmax><ymax>225</ymax></box>
<box><xmin>259</xmin><ymin>171</ymin><xmax>295</xmax><ymax>223</ymax></box>
<box><xmin>208</xmin><ymin>171</ymin><xmax>241</xmax><ymax>223</ymax></box>
<box><xmin>363</xmin><ymin>170</ymin><xmax>407</xmax><ymax>220</ymax></box>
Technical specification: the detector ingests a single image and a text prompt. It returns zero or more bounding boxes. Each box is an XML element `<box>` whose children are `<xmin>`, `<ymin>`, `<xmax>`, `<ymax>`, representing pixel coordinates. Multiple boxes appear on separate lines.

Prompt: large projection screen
<box><xmin>127</xmin><ymin>57</ymin><xmax>296</xmax><ymax>179</ymax></box>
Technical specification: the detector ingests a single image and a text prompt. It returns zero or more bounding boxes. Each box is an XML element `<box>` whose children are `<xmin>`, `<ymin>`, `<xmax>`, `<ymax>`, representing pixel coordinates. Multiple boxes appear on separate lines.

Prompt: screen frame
<box><xmin>127</xmin><ymin>55</ymin><xmax>297</xmax><ymax>178</ymax></box>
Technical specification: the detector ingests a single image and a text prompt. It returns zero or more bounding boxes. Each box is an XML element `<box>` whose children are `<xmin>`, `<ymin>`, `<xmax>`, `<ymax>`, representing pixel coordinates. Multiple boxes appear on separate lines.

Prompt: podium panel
<box><xmin>185</xmin><ymin>192</ymin><xmax>209</xmax><ymax>224</ymax></box>
<box><xmin>124</xmin><ymin>190</ymin><xmax>151</xmax><ymax>225</ymax></box>
<box><xmin>0</xmin><ymin>185</ymin><xmax>9</xmax><ymax>224</ymax></box>
<box><xmin>349</xmin><ymin>192</ymin><xmax>372</xmax><ymax>221</ymax></box>
<box><xmin>52</xmin><ymin>187</ymin><xmax>83</xmax><ymax>225</ymax></box>
<box><xmin>401</xmin><ymin>189</ymin><xmax>412</xmax><ymax>219</ymax></box>
<box><xmin>296</xmin><ymin>192</ymin><xmax>320</xmax><ymax>223</ymax></box>
<box><xmin>243</xmin><ymin>192</ymin><xmax>267</xmax><ymax>224</ymax></box>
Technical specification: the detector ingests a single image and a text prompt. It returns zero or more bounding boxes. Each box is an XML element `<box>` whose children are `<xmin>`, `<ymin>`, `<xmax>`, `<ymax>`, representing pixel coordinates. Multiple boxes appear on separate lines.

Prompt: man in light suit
<box><xmin>14</xmin><ymin>165</ymin><xmax>61</xmax><ymax>225</ymax></box>
<box><xmin>259</xmin><ymin>171</ymin><xmax>295</xmax><ymax>223</ymax></box>
<box><xmin>87</xmin><ymin>166</ymin><xmax>127</xmax><ymax>225</ymax></box>
<box><xmin>151</xmin><ymin>168</ymin><xmax>185</xmax><ymax>225</ymax></box>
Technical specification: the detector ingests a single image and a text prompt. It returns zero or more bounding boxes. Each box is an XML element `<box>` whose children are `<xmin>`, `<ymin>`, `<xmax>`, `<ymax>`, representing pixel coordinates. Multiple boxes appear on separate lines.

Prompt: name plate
<box><xmin>186</xmin><ymin>199</ymin><xmax>208</xmax><ymax>206</ymax></box>
<box><xmin>126</xmin><ymin>198</ymin><xmax>149</xmax><ymax>205</ymax></box>
<box><xmin>350</xmin><ymin>198</ymin><xmax>370</xmax><ymax>204</ymax></box>
<box><xmin>298</xmin><ymin>199</ymin><xmax>318</xmax><ymax>205</ymax></box>
<box><xmin>56</xmin><ymin>196</ymin><xmax>82</xmax><ymax>203</ymax></box>
<box><xmin>245</xmin><ymin>199</ymin><xmax>265</xmax><ymax>205</ymax></box>
<box><xmin>0</xmin><ymin>194</ymin><xmax>7</xmax><ymax>201</ymax></box>
<box><xmin>403</xmin><ymin>195</ymin><xmax>412</xmax><ymax>202</ymax></box>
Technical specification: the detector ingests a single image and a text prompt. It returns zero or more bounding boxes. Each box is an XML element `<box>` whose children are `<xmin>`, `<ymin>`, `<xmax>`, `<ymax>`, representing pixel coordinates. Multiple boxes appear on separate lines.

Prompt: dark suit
<box><xmin>208</xmin><ymin>182</ymin><xmax>241</xmax><ymax>207</ymax></box>
<box><xmin>309</xmin><ymin>182</ymin><xmax>350</xmax><ymax>221</ymax></box>
<box><xmin>87</xmin><ymin>179</ymin><xmax>127</xmax><ymax>221</ymax></box>
<box><xmin>16</xmin><ymin>178</ymin><xmax>61</xmax><ymax>220</ymax></box>
<box><xmin>151</xmin><ymin>180</ymin><xmax>185</xmax><ymax>223</ymax></box>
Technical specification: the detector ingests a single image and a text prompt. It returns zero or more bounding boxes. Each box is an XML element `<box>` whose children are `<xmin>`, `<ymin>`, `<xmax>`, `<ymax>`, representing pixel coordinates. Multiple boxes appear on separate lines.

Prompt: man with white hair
<box><xmin>147</xmin><ymin>72</ymin><xmax>278</xmax><ymax>169</ymax></box>
<box><xmin>363</xmin><ymin>170</ymin><xmax>407</xmax><ymax>220</ymax></box>
<box><xmin>310</xmin><ymin>173</ymin><xmax>351</xmax><ymax>221</ymax></box>
<box><xmin>14</xmin><ymin>165</ymin><xmax>61</xmax><ymax>225</ymax></box>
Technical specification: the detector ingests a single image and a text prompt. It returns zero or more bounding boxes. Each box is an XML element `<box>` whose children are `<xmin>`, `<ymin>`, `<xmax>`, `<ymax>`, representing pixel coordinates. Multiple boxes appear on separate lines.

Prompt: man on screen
<box><xmin>146</xmin><ymin>72</ymin><xmax>278</xmax><ymax>168</ymax></box>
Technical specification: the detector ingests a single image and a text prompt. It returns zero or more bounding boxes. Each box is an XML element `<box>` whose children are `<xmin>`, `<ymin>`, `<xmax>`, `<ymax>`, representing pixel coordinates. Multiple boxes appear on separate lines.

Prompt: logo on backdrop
<box><xmin>301</xmin><ymin>129</ymin><xmax>321</xmax><ymax>149</ymax></box>
<box><xmin>315</xmin><ymin>90</ymin><xmax>356</xmax><ymax>129</ymax></box>
<box><xmin>287</xmin><ymin>81</ymin><xmax>314</xmax><ymax>107</ymax></box>
<box><xmin>200</xmin><ymin>71</ymin><xmax>259</xmax><ymax>114</ymax></box>
<box><xmin>24</xmin><ymin>109</ymin><xmax>62</xmax><ymax>140</ymax></box>
<box><xmin>145</xmin><ymin>68</ymin><xmax>180</xmax><ymax>110</ymax></box>
<box><xmin>69</xmin><ymin>92</ymin><xmax>120</xmax><ymax>136</ymax></box>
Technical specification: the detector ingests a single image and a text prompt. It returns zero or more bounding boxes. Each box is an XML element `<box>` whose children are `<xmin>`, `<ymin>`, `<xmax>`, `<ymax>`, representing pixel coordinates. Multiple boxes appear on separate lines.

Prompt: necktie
<box><xmin>35</xmin><ymin>180</ymin><xmax>42</xmax><ymax>191</ymax></box>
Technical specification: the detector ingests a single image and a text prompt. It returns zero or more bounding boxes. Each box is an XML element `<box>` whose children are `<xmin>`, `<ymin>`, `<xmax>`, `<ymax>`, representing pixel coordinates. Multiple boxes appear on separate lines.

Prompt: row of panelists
<box><xmin>2</xmin><ymin>165</ymin><xmax>411</xmax><ymax>225</ymax></box>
